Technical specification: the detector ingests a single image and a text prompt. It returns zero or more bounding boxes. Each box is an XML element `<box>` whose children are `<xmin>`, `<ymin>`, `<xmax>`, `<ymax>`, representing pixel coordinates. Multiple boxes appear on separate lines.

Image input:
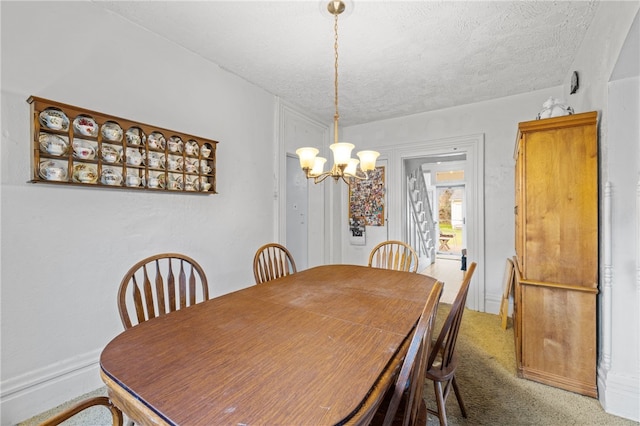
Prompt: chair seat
<box><xmin>425</xmin><ymin>352</ymin><xmax>459</xmax><ymax>382</ymax></box>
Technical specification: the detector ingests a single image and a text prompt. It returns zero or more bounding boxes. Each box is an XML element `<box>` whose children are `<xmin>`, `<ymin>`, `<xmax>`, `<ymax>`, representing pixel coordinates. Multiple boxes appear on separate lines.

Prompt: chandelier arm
<box><xmin>314</xmin><ymin>172</ymin><xmax>333</xmax><ymax>184</ymax></box>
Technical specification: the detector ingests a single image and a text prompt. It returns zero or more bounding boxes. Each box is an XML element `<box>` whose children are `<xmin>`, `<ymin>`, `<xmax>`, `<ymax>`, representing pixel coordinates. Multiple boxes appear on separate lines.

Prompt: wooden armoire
<box><xmin>513</xmin><ymin>111</ymin><xmax>598</xmax><ymax>397</ymax></box>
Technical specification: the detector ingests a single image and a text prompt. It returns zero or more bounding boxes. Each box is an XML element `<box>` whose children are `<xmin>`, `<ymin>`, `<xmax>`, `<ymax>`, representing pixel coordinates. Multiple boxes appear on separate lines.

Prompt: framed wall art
<box><xmin>349</xmin><ymin>165</ymin><xmax>386</xmax><ymax>227</ymax></box>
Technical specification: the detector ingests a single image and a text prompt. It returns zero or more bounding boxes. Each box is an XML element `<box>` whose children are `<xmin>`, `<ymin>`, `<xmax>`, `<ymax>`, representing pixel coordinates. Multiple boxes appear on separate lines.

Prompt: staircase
<box><xmin>407</xmin><ymin>170</ymin><xmax>437</xmax><ymax>269</ymax></box>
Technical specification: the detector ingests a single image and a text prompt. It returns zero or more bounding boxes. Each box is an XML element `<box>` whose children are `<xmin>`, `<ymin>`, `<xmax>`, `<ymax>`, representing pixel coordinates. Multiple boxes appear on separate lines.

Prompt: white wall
<box><xmin>599</xmin><ymin>9</ymin><xmax>640</xmax><ymax>421</ymax></box>
<box><xmin>340</xmin><ymin>86</ymin><xmax>561</xmax><ymax>312</ymax></box>
<box><xmin>335</xmin><ymin>2</ymin><xmax>640</xmax><ymax>421</ymax></box>
<box><xmin>1</xmin><ymin>2</ymin><xmax>277</xmax><ymax>423</ymax></box>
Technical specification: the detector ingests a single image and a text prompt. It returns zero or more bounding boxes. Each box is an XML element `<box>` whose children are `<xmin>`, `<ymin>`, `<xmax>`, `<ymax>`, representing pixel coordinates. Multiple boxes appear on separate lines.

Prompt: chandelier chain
<box><xmin>334</xmin><ymin>12</ymin><xmax>339</xmax><ymax>124</ymax></box>
<box><xmin>294</xmin><ymin>1</ymin><xmax>380</xmax><ymax>186</ymax></box>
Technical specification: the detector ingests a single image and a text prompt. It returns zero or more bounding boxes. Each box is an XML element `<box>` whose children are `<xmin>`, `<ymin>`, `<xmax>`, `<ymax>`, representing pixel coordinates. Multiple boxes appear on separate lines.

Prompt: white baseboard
<box><xmin>598</xmin><ymin>367</ymin><xmax>640</xmax><ymax>422</ymax></box>
<box><xmin>1</xmin><ymin>349</ymin><xmax>103</xmax><ymax>425</ymax></box>
<box><xmin>484</xmin><ymin>293</ymin><xmax>502</xmax><ymax>315</ymax></box>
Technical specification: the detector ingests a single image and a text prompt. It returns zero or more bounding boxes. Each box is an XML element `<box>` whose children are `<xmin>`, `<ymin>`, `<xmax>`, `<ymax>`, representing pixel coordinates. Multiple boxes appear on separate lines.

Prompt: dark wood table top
<box><xmin>100</xmin><ymin>264</ymin><xmax>438</xmax><ymax>425</ymax></box>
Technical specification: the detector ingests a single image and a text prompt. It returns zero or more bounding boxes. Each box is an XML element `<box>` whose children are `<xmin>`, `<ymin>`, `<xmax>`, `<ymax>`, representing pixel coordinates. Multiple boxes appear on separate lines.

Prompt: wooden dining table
<box><xmin>100</xmin><ymin>264</ymin><xmax>439</xmax><ymax>425</ymax></box>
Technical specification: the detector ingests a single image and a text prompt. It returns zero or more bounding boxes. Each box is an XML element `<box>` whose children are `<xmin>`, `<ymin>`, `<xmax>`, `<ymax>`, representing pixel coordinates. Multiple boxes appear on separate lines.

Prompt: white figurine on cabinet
<box><xmin>537</xmin><ymin>97</ymin><xmax>574</xmax><ymax>119</ymax></box>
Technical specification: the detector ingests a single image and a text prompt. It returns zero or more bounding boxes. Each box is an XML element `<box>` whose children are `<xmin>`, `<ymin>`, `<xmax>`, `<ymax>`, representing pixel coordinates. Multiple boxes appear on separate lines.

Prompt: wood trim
<box><xmin>518</xmin><ymin>278</ymin><xmax>599</xmax><ymax>293</ymax></box>
<box><xmin>518</xmin><ymin>111</ymin><xmax>598</xmax><ymax>133</ymax></box>
<box><xmin>520</xmin><ymin>366</ymin><xmax>598</xmax><ymax>398</ymax></box>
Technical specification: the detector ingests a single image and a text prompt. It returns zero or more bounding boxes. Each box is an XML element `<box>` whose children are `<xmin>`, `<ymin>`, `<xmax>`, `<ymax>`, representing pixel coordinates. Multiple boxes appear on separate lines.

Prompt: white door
<box><xmin>286</xmin><ymin>154</ymin><xmax>308</xmax><ymax>270</ymax></box>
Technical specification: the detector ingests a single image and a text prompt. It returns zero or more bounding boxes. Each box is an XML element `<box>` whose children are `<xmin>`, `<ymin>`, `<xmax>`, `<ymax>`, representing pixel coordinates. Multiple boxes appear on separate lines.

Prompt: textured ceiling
<box><xmin>95</xmin><ymin>1</ymin><xmax>599</xmax><ymax>126</ymax></box>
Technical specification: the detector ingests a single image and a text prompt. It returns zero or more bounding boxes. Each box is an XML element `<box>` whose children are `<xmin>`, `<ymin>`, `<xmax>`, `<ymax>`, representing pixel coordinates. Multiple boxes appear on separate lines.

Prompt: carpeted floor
<box><xmin>425</xmin><ymin>305</ymin><xmax>638</xmax><ymax>426</ymax></box>
<box><xmin>19</xmin><ymin>306</ymin><xmax>638</xmax><ymax>425</ymax></box>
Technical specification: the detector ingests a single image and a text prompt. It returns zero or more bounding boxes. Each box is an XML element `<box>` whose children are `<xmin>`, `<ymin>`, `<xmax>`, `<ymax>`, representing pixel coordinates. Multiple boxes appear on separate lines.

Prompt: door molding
<box><xmin>396</xmin><ymin>134</ymin><xmax>485</xmax><ymax>311</ymax></box>
<box><xmin>276</xmin><ymin>99</ymin><xmax>329</xmax><ymax>267</ymax></box>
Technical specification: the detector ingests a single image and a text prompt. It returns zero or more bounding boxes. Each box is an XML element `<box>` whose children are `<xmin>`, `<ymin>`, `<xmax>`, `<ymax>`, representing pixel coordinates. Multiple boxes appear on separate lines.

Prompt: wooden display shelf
<box><xmin>28</xmin><ymin>96</ymin><xmax>218</xmax><ymax>194</ymax></box>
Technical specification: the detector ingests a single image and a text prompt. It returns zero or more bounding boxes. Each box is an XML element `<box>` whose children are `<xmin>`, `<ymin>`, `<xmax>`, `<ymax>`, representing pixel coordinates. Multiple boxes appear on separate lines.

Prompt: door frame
<box><xmin>397</xmin><ymin>134</ymin><xmax>485</xmax><ymax>311</ymax></box>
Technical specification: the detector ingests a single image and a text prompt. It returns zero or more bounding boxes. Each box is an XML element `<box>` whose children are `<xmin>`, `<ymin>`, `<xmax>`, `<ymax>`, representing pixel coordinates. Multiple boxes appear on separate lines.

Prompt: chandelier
<box><xmin>296</xmin><ymin>0</ymin><xmax>379</xmax><ymax>185</ymax></box>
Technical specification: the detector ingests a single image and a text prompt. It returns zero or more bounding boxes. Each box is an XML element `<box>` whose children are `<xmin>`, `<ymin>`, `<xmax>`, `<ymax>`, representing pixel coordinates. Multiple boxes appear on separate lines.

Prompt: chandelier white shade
<box><xmin>296</xmin><ymin>0</ymin><xmax>379</xmax><ymax>185</ymax></box>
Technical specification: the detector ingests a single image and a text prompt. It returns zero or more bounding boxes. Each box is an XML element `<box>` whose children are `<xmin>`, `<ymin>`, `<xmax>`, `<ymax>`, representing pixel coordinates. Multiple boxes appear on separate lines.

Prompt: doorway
<box><xmin>436</xmin><ymin>184</ymin><xmax>466</xmax><ymax>256</ymax></box>
<box><xmin>397</xmin><ymin>134</ymin><xmax>484</xmax><ymax>311</ymax></box>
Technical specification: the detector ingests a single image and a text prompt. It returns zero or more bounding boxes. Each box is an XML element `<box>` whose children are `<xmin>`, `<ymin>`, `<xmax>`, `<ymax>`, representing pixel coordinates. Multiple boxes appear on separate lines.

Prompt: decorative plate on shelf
<box><xmin>102</xmin><ymin>121</ymin><xmax>123</xmax><ymax>142</ymax></box>
<box><xmin>39</xmin><ymin>160</ymin><xmax>68</xmax><ymax>181</ymax></box>
<box><xmin>39</xmin><ymin>108</ymin><xmax>69</xmax><ymax>131</ymax></box>
<box><xmin>72</xmin><ymin>163</ymin><xmax>98</xmax><ymax>184</ymax></box>
<box><xmin>39</xmin><ymin>133</ymin><xmax>69</xmax><ymax>156</ymax></box>
<box><xmin>73</xmin><ymin>115</ymin><xmax>98</xmax><ymax>137</ymax></box>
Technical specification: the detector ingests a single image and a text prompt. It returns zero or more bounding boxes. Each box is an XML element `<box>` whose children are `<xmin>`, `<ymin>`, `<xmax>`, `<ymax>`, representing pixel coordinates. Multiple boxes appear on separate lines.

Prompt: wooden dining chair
<box><xmin>379</xmin><ymin>281</ymin><xmax>443</xmax><ymax>426</ymax></box>
<box><xmin>253</xmin><ymin>243</ymin><xmax>297</xmax><ymax>284</ymax></box>
<box><xmin>347</xmin><ymin>281</ymin><xmax>443</xmax><ymax>426</ymax></box>
<box><xmin>425</xmin><ymin>262</ymin><xmax>477</xmax><ymax>426</ymax></box>
<box><xmin>38</xmin><ymin>396</ymin><xmax>123</xmax><ymax>426</ymax></box>
<box><xmin>118</xmin><ymin>253</ymin><xmax>209</xmax><ymax>329</ymax></box>
<box><xmin>368</xmin><ymin>240</ymin><xmax>419</xmax><ymax>273</ymax></box>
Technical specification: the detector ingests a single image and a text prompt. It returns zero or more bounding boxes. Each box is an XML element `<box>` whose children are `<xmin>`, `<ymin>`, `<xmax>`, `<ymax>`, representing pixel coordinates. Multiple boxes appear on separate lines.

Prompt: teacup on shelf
<box><xmin>145</xmin><ymin>152</ymin><xmax>164</xmax><ymax>169</ymax></box>
<box><xmin>44</xmin><ymin>115</ymin><xmax>64</xmax><ymax>130</ymax></box>
<box><xmin>126</xmin><ymin>149</ymin><xmax>143</xmax><ymax>166</ymax></box>
<box><xmin>201</xmin><ymin>146</ymin><xmax>211</xmax><ymax>158</ymax></box>
<box><xmin>102</xmin><ymin>146</ymin><xmax>121</xmax><ymax>163</ymax></box>
<box><xmin>39</xmin><ymin>108</ymin><xmax>69</xmax><ymax>131</ymax></box>
<box><xmin>102</xmin><ymin>121</ymin><xmax>123</xmax><ymax>142</ymax></box>
<box><xmin>167</xmin><ymin>156</ymin><xmax>183</xmax><ymax>171</ymax></box>
<box><xmin>101</xmin><ymin>168</ymin><xmax>122</xmax><ymax>186</ymax></box>
<box><xmin>77</xmin><ymin>169</ymin><xmax>97</xmax><ymax>183</ymax></box>
<box><xmin>46</xmin><ymin>138</ymin><xmax>68</xmax><ymax>156</ymax></box>
<box><xmin>167</xmin><ymin>136</ymin><xmax>183</xmax><ymax>153</ymax></box>
<box><xmin>73</xmin><ymin>115</ymin><xmax>98</xmax><ymax>137</ymax></box>
<box><xmin>44</xmin><ymin>166</ymin><xmax>66</xmax><ymax>181</ymax></box>
<box><xmin>198</xmin><ymin>176</ymin><xmax>211</xmax><ymax>192</ymax></box>
<box><xmin>126</xmin><ymin>175</ymin><xmax>141</xmax><ymax>187</ymax></box>
<box><xmin>73</xmin><ymin>145</ymin><xmax>95</xmax><ymax>160</ymax></box>
<box><xmin>185</xmin><ymin>140</ymin><xmax>199</xmax><ymax>156</ymax></box>
<box><xmin>147</xmin><ymin>132</ymin><xmax>166</xmax><ymax>150</ymax></box>
<box><xmin>147</xmin><ymin>176</ymin><xmax>162</xmax><ymax>188</ymax></box>
<box><xmin>125</xmin><ymin>127</ymin><xmax>145</xmax><ymax>146</ymax></box>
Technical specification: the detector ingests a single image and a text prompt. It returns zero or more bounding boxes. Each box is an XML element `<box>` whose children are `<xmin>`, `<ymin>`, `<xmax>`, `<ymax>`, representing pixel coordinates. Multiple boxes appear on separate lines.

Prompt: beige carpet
<box><xmin>425</xmin><ymin>305</ymin><xmax>637</xmax><ymax>426</ymax></box>
<box><xmin>19</xmin><ymin>307</ymin><xmax>637</xmax><ymax>425</ymax></box>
